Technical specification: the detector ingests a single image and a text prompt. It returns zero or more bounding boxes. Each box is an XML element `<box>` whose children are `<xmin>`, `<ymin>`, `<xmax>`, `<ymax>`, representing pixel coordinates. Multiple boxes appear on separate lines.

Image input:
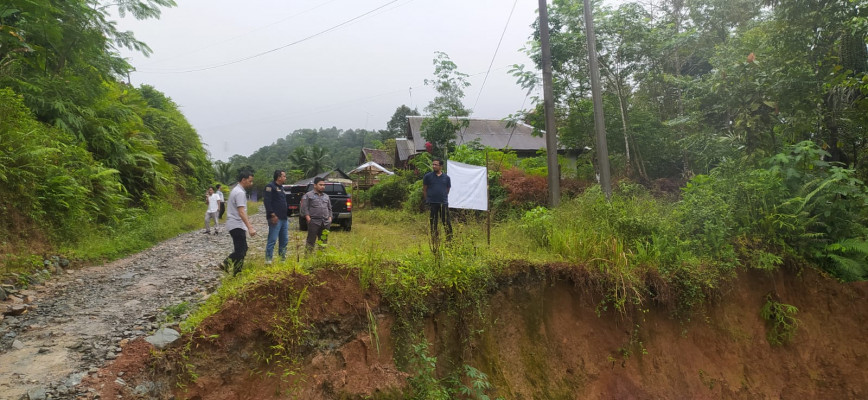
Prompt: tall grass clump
<box><xmin>517</xmin><ymin>183</ymin><xmax>732</xmax><ymax>315</ymax></box>
<box><xmin>550</xmin><ymin>184</ymin><xmax>687</xmax><ymax>312</ymax></box>
<box><xmin>544</xmin><ymin>184</ymin><xmax>675</xmax><ymax>264</ymax></box>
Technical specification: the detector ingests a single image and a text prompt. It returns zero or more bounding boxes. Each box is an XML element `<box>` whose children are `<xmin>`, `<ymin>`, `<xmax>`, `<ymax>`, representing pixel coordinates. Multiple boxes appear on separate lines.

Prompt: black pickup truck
<box><xmin>283</xmin><ymin>184</ymin><xmax>307</xmax><ymax>216</ymax></box>
<box><xmin>288</xmin><ymin>182</ymin><xmax>353</xmax><ymax>231</ymax></box>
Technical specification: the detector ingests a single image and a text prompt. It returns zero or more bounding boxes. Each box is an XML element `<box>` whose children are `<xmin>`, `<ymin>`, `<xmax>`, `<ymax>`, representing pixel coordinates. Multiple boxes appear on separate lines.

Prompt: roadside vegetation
<box><xmin>191</xmin><ymin>139</ymin><xmax>868</xmax><ymax>334</ymax></box>
<box><xmin>177</xmin><ymin>0</ymin><xmax>868</xmax><ymax>391</ymax></box>
<box><xmin>0</xmin><ymin>1</ymin><xmax>219</xmax><ymax>274</ymax></box>
<box><xmin>177</xmin><ymin>140</ymin><xmax>867</xmax><ymax>396</ymax></box>
<box><xmin>5</xmin><ymin>0</ymin><xmax>868</xmax><ymax>396</ymax></box>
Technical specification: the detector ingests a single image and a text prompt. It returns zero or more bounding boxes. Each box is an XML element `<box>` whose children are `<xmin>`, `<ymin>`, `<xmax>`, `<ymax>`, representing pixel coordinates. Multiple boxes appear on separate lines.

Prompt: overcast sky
<box><xmin>117</xmin><ymin>0</ymin><xmax>543</xmax><ymax>161</ymax></box>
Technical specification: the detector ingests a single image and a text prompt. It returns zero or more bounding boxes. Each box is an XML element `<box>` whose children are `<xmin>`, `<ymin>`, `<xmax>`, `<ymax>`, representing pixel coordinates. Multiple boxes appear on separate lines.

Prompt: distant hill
<box><xmin>226</xmin><ymin>127</ymin><xmax>383</xmax><ymax>186</ymax></box>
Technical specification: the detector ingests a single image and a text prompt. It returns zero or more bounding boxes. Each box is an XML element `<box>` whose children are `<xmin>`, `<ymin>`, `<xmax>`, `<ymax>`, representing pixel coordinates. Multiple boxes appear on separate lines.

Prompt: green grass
<box><xmin>177</xmin><ymin>190</ymin><xmax>798</xmax><ymax>398</ymax></box>
<box><xmin>183</xmin><ymin>182</ymin><xmax>783</xmax><ymax>338</ymax></box>
<box><xmin>62</xmin><ymin>201</ymin><xmax>261</xmax><ymax>264</ymax></box>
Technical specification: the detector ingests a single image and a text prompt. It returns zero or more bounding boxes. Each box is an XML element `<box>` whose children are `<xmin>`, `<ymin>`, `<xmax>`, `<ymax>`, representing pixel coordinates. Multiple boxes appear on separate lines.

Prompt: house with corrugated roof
<box><xmin>396</xmin><ymin>116</ymin><xmax>552</xmax><ymax>168</ymax></box>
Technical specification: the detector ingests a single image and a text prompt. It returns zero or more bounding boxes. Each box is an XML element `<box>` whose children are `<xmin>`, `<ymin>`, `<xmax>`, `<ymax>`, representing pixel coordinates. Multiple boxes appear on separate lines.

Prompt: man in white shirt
<box><xmin>204</xmin><ymin>187</ymin><xmax>220</xmax><ymax>234</ymax></box>
<box><xmin>220</xmin><ymin>172</ymin><xmax>257</xmax><ymax>276</ymax></box>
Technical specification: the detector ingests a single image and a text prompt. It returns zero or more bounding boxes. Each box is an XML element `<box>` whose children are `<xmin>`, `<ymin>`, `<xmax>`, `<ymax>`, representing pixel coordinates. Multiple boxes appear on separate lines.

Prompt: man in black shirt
<box><xmin>422</xmin><ymin>158</ymin><xmax>452</xmax><ymax>244</ymax></box>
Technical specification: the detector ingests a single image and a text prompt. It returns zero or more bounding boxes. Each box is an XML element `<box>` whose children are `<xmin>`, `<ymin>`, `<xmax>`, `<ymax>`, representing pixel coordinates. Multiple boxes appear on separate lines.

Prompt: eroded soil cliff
<box><xmin>85</xmin><ymin>265</ymin><xmax>868</xmax><ymax>399</ymax></box>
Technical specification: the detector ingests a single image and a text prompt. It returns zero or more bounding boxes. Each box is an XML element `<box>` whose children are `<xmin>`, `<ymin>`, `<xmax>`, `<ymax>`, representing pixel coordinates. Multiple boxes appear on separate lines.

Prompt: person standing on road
<box><xmin>221</xmin><ymin>172</ymin><xmax>257</xmax><ymax>276</ymax></box>
<box><xmin>204</xmin><ymin>187</ymin><xmax>220</xmax><ymax>234</ymax></box>
<box><xmin>300</xmin><ymin>177</ymin><xmax>332</xmax><ymax>253</ymax></box>
<box><xmin>215</xmin><ymin>184</ymin><xmax>225</xmax><ymax>220</ymax></box>
<box><xmin>422</xmin><ymin>158</ymin><xmax>452</xmax><ymax>244</ymax></box>
<box><xmin>264</xmin><ymin>170</ymin><xmax>289</xmax><ymax>264</ymax></box>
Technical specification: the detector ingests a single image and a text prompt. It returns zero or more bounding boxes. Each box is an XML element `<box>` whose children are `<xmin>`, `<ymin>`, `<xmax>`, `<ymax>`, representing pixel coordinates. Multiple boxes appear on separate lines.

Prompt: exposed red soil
<box><xmin>83</xmin><ymin>265</ymin><xmax>868</xmax><ymax>399</ymax></box>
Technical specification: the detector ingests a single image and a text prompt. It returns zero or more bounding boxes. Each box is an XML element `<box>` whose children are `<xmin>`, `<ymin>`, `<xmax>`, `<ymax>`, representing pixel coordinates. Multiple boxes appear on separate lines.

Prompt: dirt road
<box><xmin>0</xmin><ymin>207</ymin><xmax>280</xmax><ymax>400</ymax></box>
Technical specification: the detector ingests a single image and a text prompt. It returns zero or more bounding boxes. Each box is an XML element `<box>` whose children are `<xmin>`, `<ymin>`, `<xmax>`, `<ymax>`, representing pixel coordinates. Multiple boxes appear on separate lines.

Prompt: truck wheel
<box><xmin>344</xmin><ymin>223</ymin><xmax>352</xmax><ymax>232</ymax></box>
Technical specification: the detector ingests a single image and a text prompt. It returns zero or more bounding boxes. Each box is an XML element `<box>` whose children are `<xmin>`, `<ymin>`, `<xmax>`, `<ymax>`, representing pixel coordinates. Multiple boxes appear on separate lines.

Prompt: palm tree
<box><xmin>288</xmin><ymin>146</ymin><xmax>333</xmax><ymax>178</ymax></box>
<box><xmin>213</xmin><ymin>160</ymin><xmax>232</xmax><ymax>183</ymax></box>
<box><xmin>306</xmin><ymin>145</ymin><xmax>332</xmax><ymax>177</ymax></box>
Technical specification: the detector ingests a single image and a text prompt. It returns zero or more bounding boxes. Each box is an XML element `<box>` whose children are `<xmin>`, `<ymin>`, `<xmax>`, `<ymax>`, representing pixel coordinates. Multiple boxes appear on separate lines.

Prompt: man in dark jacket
<box><xmin>422</xmin><ymin>158</ymin><xmax>452</xmax><ymax>244</ymax></box>
<box><xmin>264</xmin><ymin>170</ymin><xmax>288</xmax><ymax>264</ymax></box>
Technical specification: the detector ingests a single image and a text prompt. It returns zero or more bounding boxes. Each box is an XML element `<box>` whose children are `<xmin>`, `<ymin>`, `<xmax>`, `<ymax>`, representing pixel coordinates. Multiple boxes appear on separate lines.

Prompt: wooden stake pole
<box><xmin>486</xmin><ymin>150</ymin><xmax>491</xmax><ymax>246</ymax></box>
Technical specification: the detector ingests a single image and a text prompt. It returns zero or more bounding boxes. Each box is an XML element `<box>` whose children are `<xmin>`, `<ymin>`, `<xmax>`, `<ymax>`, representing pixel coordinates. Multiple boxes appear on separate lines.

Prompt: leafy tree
<box><xmin>421</xmin><ymin>113</ymin><xmax>463</xmax><ymax>160</ymax></box>
<box><xmin>421</xmin><ymin>52</ymin><xmax>470</xmax><ymax>159</ymax></box>
<box><xmin>139</xmin><ymin>85</ymin><xmax>212</xmax><ymax>191</ymax></box>
<box><xmin>384</xmin><ymin>105</ymin><xmax>419</xmax><ymax>140</ymax></box>
<box><xmin>0</xmin><ymin>0</ymin><xmax>203</xmax><ymax>203</ymax></box>
<box><xmin>423</xmin><ymin>51</ymin><xmax>471</xmax><ymax>117</ymax></box>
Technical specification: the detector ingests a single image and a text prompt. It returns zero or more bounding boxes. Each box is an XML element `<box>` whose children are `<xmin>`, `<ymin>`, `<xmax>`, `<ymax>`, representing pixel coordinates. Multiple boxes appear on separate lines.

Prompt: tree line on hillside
<box><xmin>221</xmin><ymin>105</ymin><xmax>420</xmax><ymax>192</ymax></box>
<box><xmin>0</xmin><ymin>1</ymin><xmax>211</xmax><ymax>249</ymax></box>
<box><xmin>511</xmin><ymin>0</ymin><xmax>868</xmax><ymax>183</ymax></box>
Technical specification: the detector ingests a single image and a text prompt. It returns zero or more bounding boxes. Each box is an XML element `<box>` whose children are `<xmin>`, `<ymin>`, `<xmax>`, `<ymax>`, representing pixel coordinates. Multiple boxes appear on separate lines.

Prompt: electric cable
<box><xmin>136</xmin><ymin>0</ymin><xmax>401</xmax><ymax>74</ymax></box>
<box><xmin>457</xmin><ymin>0</ymin><xmax>520</xmax><ymax>145</ymax></box>
<box><xmin>137</xmin><ymin>0</ymin><xmax>342</xmax><ymax>68</ymax></box>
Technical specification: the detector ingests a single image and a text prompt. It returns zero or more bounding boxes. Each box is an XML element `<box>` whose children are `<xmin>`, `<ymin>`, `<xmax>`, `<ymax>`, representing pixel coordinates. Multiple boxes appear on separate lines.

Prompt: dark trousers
<box><xmin>306</xmin><ymin>218</ymin><xmax>330</xmax><ymax>251</ymax></box>
<box><xmin>224</xmin><ymin>228</ymin><xmax>248</xmax><ymax>275</ymax></box>
<box><xmin>218</xmin><ymin>203</ymin><xmax>226</xmax><ymax>219</ymax></box>
<box><xmin>429</xmin><ymin>203</ymin><xmax>452</xmax><ymax>241</ymax></box>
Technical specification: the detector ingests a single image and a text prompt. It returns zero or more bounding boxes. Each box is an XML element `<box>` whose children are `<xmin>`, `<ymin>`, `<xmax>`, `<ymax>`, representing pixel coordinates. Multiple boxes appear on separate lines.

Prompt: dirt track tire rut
<box><xmin>0</xmin><ymin>207</ymin><xmax>271</xmax><ymax>399</ymax></box>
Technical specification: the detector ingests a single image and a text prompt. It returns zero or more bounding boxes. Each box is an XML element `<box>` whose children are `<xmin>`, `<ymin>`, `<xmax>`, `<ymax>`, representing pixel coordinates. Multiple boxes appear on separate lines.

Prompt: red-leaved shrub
<box><xmin>500</xmin><ymin>168</ymin><xmax>548</xmax><ymax>206</ymax></box>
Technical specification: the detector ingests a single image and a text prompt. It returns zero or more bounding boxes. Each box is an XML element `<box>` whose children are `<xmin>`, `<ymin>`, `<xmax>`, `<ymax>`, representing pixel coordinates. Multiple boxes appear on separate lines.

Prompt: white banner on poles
<box><xmin>447</xmin><ymin>161</ymin><xmax>488</xmax><ymax>211</ymax></box>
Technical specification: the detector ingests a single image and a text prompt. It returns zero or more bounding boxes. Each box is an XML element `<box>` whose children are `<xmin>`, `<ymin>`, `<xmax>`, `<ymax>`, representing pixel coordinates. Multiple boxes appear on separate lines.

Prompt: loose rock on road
<box><xmin>0</xmin><ymin>207</ymin><xmax>283</xmax><ymax>399</ymax></box>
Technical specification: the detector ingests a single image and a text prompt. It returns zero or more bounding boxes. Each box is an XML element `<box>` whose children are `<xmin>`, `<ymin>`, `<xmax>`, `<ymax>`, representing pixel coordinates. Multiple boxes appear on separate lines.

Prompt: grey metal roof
<box><xmin>395</xmin><ymin>138</ymin><xmax>415</xmax><ymax>161</ymax></box>
<box><xmin>405</xmin><ymin>116</ymin><xmax>545</xmax><ymax>152</ymax></box>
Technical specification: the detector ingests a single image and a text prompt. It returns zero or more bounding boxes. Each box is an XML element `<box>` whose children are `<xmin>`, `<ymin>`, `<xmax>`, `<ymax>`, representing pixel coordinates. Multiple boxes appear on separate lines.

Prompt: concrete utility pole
<box><xmin>584</xmin><ymin>0</ymin><xmax>612</xmax><ymax>200</ymax></box>
<box><xmin>538</xmin><ymin>0</ymin><xmax>561</xmax><ymax>207</ymax></box>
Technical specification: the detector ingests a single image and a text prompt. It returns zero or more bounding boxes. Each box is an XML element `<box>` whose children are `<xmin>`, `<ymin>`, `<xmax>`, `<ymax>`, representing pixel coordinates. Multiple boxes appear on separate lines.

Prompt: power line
<box><xmin>137</xmin><ymin>0</ymin><xmax>342</xmax><ymax>68</ymax></box>
<box><xmin>470</xmin><ymin>0</ymin><xmax>519</xmax><ymax>113</ymax></box>
<box><xmin>458</xmin><ymin>0</ymin><xmax>520</xmax><ymax>145</ymax></box>
<box><xmin>137</xmin><ymin>0</ymin><xmax>401</xmax><ymax>74</ymax></box>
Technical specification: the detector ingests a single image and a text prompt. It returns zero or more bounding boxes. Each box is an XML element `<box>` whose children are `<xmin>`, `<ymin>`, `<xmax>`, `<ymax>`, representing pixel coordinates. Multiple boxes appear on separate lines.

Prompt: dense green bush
<box><xmin>675</xmin><ymin>174</ymin><xmax>737</xmax><ymax>265</ymax></box>
<box><xmin>674</xmin><ymin>142</ymin><xmax>868</xmax><ymax>280</ymax></box>
<box><xmin>0</xmin><ymin>89</ymin><xmax>125</xmax><ymax>238</ymax></box>
<box><xmin>521</xmin><ymin>207</ymin><xmax>553</xmax><ymax>247</ymax></box>
<box><xmin>403</xmin><ymin>180</ymin><xmax>425</xmax><ymax>213</ymax></box>
<box><xmin>368</xmin><ymin>174</ymin><xmax>410</xmax><ymax>208</ymax></box>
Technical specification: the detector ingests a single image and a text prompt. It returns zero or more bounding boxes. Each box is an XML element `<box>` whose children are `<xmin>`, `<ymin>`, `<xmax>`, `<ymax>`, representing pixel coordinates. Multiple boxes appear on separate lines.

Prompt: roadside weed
<box><xmin>760</xmin><ymin>294</ymin><xmax>799</xmax><ymax>346</ymax></box>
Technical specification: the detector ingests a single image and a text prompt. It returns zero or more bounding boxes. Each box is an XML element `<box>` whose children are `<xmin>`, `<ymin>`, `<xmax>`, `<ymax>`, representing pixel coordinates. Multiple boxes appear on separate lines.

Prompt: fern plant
<box><xmin>824</xmin><ymin>239</ymin><xmax>868</xmax><ymax>281</ymax></box>
<box><xmin>760</xmin><ymin>294</ymin><xmax>799</xmax><ymax>346</ymax></box>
